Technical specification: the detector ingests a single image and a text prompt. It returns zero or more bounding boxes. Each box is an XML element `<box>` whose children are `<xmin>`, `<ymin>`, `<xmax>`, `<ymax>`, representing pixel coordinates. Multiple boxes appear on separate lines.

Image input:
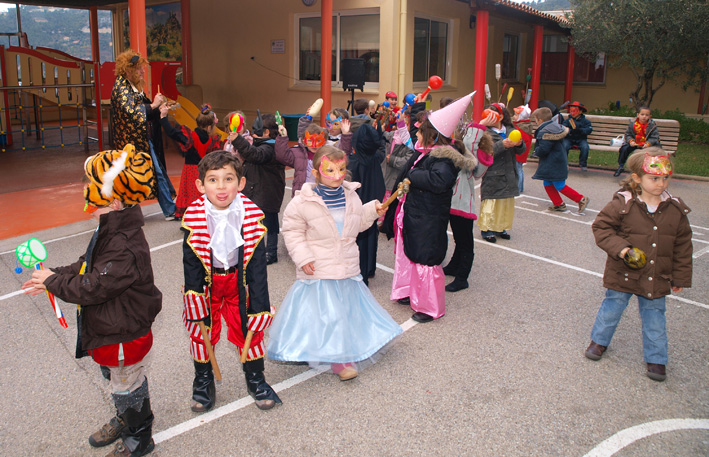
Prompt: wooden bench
<box><xmin>565</xmin><ymin>114</ymin><xmax>680</xmax><ymax>154</ymax></box>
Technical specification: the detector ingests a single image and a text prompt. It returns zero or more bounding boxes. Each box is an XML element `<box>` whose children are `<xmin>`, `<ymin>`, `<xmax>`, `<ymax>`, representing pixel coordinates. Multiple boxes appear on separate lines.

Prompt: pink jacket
<box><xmin>282</xmin><ymin>181</ymin><xmax>379</xmax><ymax>280</ymax></box>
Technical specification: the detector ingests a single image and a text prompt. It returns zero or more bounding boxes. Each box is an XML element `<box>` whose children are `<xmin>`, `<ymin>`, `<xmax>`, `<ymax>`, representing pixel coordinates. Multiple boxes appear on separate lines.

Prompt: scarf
<box><xmin>633</xmin><ymin>119</ymin><xmax>648</xmax><ymax>145</ymax></box>
<box><xmin>314</xmin><ymin>184</ymin><xmax>346</xmax><ymax>211</ymax></box>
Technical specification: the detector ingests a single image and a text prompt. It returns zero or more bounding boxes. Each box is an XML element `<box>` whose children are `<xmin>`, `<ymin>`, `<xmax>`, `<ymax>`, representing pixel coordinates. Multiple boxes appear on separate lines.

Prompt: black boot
<box><xmin>613</xmin><ymin>165</ymin><xmax>624</xmax><ymax>177</ymax></box>
<box><xmin>113</xmin><ymin>397</ymin><xmax>154</xmax><ymax>457</ymax></box>
<box><xmin>446</xmin><ymin>251</ymin><xmax>473</xmax><ymax>292</ymax></box>
<box><xmin>244</xmin><ymin>359</ymin><xmax>282</xmax><ymax>410</ymax></box>
<box><xmin>191</xmin><ymin>360</ymin><xmax>215</xmax><ymax>413</ymax></box>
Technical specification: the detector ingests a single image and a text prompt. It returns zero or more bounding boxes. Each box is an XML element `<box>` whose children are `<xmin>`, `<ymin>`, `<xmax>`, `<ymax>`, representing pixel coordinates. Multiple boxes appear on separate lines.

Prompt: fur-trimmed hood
<box><xmin>428</xmin><ymin>144</ymin><xmax>479</xmax><ymax>172</ymax></box>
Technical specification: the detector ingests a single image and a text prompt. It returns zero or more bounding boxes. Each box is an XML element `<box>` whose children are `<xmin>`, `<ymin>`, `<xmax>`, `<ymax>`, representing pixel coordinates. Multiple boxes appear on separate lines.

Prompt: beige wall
<box><xmin>182</xmin><ymin>0</ymin><xmax>701</xmax><ymax>124</ymax></box>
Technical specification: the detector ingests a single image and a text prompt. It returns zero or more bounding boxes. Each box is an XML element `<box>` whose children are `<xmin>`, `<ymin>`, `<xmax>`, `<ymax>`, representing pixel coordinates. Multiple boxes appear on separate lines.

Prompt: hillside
<box><xmin>0</xmin><ymin>5</ymin><xmax>113</xmax><ymax>62</ymax></box>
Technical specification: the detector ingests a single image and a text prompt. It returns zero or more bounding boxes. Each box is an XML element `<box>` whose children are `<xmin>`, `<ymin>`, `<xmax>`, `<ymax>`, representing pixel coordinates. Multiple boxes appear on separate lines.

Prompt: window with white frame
<box><xmin>413</xmin><ymin>16</ymin><xmax>449</xmax><ymax>82</ymax></box>
<box><xmin>297</xmin><ymin>10</ymin><xmax>380</xmax><ymax>85</ymax></box>
<box><xmin>502</xmin><ymin>34</ymin><xmax>519</xmax><ymax>80</ymax></box>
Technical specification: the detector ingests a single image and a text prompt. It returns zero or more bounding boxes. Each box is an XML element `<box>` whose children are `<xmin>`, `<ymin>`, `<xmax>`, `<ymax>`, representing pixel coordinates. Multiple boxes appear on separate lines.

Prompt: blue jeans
<box><xmin>562</xmin><ymin>138</ymin><xmax>590</xmax><ymax>168</ymax></box>
<box><xmin>149</xmin><ymin>141</ymin><xmax>176</xmax><ymax>217</ymax></box>
<box><xmin>590</xmin><ymin>288</ymin><xmax>668</xmax><ymax>364</ymax></box>
<box><xmin>515</xmin><ymin>161</ymin><xmax>524</xmax><ymax>193</ymax></box>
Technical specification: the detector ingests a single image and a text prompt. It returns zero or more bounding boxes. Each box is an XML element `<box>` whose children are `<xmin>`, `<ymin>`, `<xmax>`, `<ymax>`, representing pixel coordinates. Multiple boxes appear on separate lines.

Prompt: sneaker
<box><xmin>89</xmin><ymin>416</ymin><xmax>125</xmax><ymax>448</ymax></box>
<box><xmin>266</xmin><ymin>254</ymin><xmax>278</xmax><ymax>265</ymax></box>
<box><xmin>646</xmin><ymin>363</ymin><xmax>667</xmax><ymax>382</ymax></box>
<box><xmin>581</xmin><ymin>166</ymin><xmax>588</xmax><ymax>171</ymax></box>
<box><xmin>548</xmin><ymin>203</ymin><xmax>567</xmax><ymax>212</ymax></box>
<box><xmin>445</xmin><ymin>279</ymin><xmax>469</xmax><ymax>292</ymax></box>
<box><xmin>584</xmin><ymin>341</ymin><xmax>607</xmax><ymax>361</ymax></box>
<box><xmin>578</xmin><ymin>196</ymin><xmax>590</xmax><ymax>213</ymax></box>
<box><xmin>165</xmin><ymin>214</ymin><xmax>176</xmax><ymax>221</ymax></box>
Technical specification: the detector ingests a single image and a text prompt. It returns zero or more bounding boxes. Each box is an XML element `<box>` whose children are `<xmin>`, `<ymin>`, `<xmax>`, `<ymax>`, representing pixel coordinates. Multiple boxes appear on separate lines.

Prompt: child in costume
<box><xmin>181</xmin><ymin>151</ymin><xmax>281</xmax><ymax>411</ymax></box>
<box><xmin>325</xmin><ymin>107</ymin><xmax>353</xmax><ymax>150</ymax></box>
<box><xmin>230</xmin><ymin>111</ymin><xmax>285</xmax><ymax>265</ymax></box>
<box><xmin>382</xmin><ymin>94</ymin><xmax>472</xmax><ymax>322</ymax></box>
<box><xmin>615</xmin><ymin>106</ymin><xmax>661</xmax><ymax>176</ymax></box>
<box><xmin>268</xmin><ymin>145</ymin><xmax>401</xmax><ymax>381</ymax></box>
<box><xmin>443</xmin><ymin>115</ymin><xmax>494</xmax><ymax>292</ymax></box>
<box><xmin>23</xmin><ymin>144</ymin><xmax>162</xmax><ymax>457</ymax></box>
<box><xmin>585</xmin><ymin>148</ymin><xmax>692</xmax><ymax>382</ymax></box>
<box><xmin>531</xmin><ymin>107</ymin><xmax>590</xmax><ymax>213</ymax></box>
<box><xmin>348</xmin><ymin>123</ymin><xmax>386</xmax><ymax>286</ymax></box>
<box><xmin>274</xmin><ymin>99</ymin><xmax>326</xmax><ymax>196</ymax></box>
<box><xmin>561</xmin><ymin>101</ymin><xmax>593</xmax><ymax>171</ymax></box>
<box><xmin>478</xmin><ymin>103</ymin><xmax>526</xmax><ymax>243</ymax></box>
<box><xmin>160</xmin><ymin>103</ymin><xmax>223</xmax><ymax>219</ymax></box>
<box><xmin>511</xmin><ymin>105</ymin><xmax>534</xmax><ymax>193</ymax></box>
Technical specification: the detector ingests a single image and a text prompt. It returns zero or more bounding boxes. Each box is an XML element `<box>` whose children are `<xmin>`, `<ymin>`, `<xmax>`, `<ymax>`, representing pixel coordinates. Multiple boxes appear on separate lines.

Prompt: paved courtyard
<box><xmin>1</xmin><ymin>163</ymin><xmax>707</xmax><ymax>456</ymax></box>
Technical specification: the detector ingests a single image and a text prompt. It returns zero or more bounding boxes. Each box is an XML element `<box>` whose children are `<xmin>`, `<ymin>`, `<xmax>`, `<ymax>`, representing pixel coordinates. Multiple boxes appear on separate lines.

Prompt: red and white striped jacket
<box><xmin>181</xmin><ymin>194</ymin><xmax>273</xmax><ymax>332</ymax></box>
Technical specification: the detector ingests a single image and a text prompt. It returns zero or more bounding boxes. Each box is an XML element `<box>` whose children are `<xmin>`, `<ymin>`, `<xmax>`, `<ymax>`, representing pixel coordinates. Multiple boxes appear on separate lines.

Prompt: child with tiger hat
<box><xmin>22</xmin><ymin>144</ymin><xmax>163</xmax><ymax>456</ymax></box>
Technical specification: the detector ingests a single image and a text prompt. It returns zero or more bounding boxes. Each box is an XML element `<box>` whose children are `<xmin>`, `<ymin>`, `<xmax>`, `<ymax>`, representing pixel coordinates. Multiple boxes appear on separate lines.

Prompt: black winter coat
<box><xmin>383</xmin><ymin>145</ymin><xmax>461</xmax><ymax>266</ymax></box>
<box><xmin>231</xmin><ymin>135</ymin><xmax>286</xmax><ymax>213</ymax></box>
<box><xmin>480</xmin><ymin>129</ymin><xmax>526</xmax><ymax>200</ymax></box>
<box><xmin>348</xmin><ymin>124</ymin><xmax>386</xmax><ymax>204</ymax></box>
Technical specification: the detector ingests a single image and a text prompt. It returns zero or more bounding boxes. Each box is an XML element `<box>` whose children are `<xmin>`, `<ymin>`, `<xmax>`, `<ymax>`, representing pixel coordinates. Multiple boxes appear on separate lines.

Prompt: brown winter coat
<box><xmin>45</xmin><ymin>205</ymin><xmax>162</xmax><ymax>350</ymax></box>
<box><xmin>592</xmin><ymin>190</ymin><xmax>692</xmax><ymax>299</ymax></box>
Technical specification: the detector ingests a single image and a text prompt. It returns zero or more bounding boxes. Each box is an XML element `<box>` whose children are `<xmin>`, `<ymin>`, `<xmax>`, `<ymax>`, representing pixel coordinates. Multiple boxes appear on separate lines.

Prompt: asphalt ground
<box><xmin>1</xmin><ymin>163</ymin><xmax>707</xmax><ymax>457</ymax></box>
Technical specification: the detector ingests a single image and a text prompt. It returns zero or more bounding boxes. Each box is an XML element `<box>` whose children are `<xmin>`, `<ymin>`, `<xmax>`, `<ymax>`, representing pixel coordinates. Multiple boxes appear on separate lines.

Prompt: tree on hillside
<box><xmin>565</xmin><ymin>0</ymin><xmax>709</xmax><ymax>109</ymax></box>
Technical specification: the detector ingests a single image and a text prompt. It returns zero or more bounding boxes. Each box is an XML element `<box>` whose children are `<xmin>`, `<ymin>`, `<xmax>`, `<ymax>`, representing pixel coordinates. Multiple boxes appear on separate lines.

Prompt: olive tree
<box><xmin>565</xmin><ymin>0</ymin><xmax>709</xmax><ymax>109</ymax></box>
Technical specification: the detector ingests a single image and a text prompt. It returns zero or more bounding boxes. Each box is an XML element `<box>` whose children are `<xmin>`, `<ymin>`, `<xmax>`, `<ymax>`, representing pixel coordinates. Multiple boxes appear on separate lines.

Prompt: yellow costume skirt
<box><xmin>477</xmin><ymin>198</ymin><xmax>515</xmax><ymax>232</ymax></box>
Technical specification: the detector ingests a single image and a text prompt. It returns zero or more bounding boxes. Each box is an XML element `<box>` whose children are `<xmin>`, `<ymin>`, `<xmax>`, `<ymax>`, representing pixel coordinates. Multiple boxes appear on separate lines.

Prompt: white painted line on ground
<box><xmin>515</xmin><ymin>205</ymin><xmax>594</xmax><ymax>225</ymax></box>
<box><xmin>520</xmin><ymin>201</ymin><xmax>539</xmax><ymax>207</ymax></box>
<box><xmin>582</xmin><ymin>418</ymin><xmax>709</xmax><ymax>457</ymax></box>
<box><xmin>0</xmin><ymin>229</ymin><xmax>96</xmax><ymax>255</ymax></box>
<box><xmin>471</xmin><ymin>234</ymin><xmax>709</xmax><ymax>310</ymax></box>
<box><xmin>693</xmin><ymin>244</ymin><xmax>709</xmax><ymax>259</ymax></box>
<box><xmin>375</xmin><ymin>263</ymin><xmax>395</xmax><ymax>274</ymax></box>
<box><xmin>150</xmin><ymin>239</ymin><xmax>182</xmax><ymax>252</ymax></box>
<box><xmin>153</xmin><ymin>365</ymin><xmax>330</xmax><ymax>444</ymax></box>
<box><xmin>0</xmin><ymin>289</ymin><xmax>25</xmax><ymax>301</ymax></box>
<box><xmin>519</xmin><ymin>193</ymin><xmax>601</xmax><ymax>213</ymax></box>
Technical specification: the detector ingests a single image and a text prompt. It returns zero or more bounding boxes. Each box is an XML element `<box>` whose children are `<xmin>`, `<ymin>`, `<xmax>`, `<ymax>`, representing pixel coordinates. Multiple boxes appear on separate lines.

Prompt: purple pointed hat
<box><xmin>428</xmin><ymin>91</ymin><xmax>475</xmax><ymax>138</ymax></box>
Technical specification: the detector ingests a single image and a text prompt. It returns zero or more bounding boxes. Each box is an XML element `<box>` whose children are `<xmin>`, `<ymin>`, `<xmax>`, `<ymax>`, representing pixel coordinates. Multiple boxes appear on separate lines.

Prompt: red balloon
<box><xmin>428</xmin><ymin>75</ymin><xmax>443</xmax><ymax>90</ymax></box>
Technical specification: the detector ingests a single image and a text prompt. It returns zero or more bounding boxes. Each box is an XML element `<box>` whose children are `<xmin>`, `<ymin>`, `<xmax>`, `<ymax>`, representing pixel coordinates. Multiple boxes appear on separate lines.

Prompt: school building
<box><xmin>2</xmin><ymin>0</ymin><xmax>705</xmax><ymax>149</ymax></box>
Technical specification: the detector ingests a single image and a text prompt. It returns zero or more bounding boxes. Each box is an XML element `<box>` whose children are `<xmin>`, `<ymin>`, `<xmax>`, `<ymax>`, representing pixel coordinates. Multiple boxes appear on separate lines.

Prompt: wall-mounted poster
<box><xmin>123</xmin><ymin>2</ymin><xmax>182</xmax><ymax>61</ymax></box>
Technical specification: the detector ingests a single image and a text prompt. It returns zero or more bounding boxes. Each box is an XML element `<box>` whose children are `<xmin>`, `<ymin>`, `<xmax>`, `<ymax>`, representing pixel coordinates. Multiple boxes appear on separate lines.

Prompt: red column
<box><xmin>530</xmin><ymin>24</ymin><xmax>543</xmax><ymax>110</ymax></box>
<box><xmin>128</xmin><ymin>0</ymin><xmax>149</xmax><ymax>95</ymax></box>
<box><xmin>564</xmin><ymin>43</ymin><xmax>575</xmax><ymax>104</ymax></box>
<box><xmin>181</xmin><ymin>0</ymin><xmax>192</xmax><ymax>86</ymax></box>
<box><xmin>320</xmin><ymin>0</ymin><xmax>333</xmax><ymax>125</ymax></box>
<box><xmin>90</xmin><ymin>7</ymin><xmax>103</xmax><ymax>149</ymax></box>
<box><xmin>472</xmin><ymin>9</ymin><xmax>489</xmax><ymax>121</ymax></box>
<box><xmin>698</xmin><ymin>80</ymin><xmax>706</xmax><ymax>115</ymax></box>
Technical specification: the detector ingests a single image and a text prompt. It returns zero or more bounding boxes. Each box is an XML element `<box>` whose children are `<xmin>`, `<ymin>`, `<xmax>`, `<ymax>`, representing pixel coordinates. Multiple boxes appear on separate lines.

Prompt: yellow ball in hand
<box><xmin>508</xmin><ymin>129</ymin><xmax>522</xmax><ymax>143</ymax></box>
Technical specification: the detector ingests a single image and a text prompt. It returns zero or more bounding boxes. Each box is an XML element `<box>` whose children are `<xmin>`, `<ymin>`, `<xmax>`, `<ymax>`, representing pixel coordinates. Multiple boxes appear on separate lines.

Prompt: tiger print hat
<box><xmin>83</xmin><ymin>144</ymin><xmax>156</xmax><ymax>212</ymax></box>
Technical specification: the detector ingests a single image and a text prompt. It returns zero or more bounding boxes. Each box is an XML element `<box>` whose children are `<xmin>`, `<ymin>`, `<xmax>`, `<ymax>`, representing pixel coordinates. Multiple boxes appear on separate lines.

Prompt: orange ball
<box><xmin>482</xmin><ymin>108</ymin><xmax>500</xmax><ymax>123</ymax></box>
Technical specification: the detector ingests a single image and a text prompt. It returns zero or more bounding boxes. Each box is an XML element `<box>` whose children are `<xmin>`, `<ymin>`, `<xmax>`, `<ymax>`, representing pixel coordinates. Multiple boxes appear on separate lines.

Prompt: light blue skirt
<box><xmin>267</xmin><ymin>276</ymin><xmax>402</xmax><ymax>364</ymax></box>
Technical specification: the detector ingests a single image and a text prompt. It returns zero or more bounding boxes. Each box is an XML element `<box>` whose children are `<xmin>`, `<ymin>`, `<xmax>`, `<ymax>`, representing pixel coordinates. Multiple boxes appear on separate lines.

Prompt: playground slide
<box><xmin>173</xmin><ymin>95</ymin><xmax>228</xmax><ymax>141</ymax></box>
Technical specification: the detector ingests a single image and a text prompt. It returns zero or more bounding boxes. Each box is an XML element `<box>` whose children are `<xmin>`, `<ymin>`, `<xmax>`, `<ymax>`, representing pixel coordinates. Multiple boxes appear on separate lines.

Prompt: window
<box><xmin>541</xmin><ymin>35</ymin><xmax>606</xmax><ymax>83</ymax></box>
<box><xmin>413</xmin><ymin>17</ymin><xmax>449</xmax><ymax>82</ymax></box>
<box><xmin>502</xmin><ymin>34</ymin><xmax>519</xmax><ymax>80</ymax></box>
<box><xmin>297</xmin><ymin>11</ymin><xmax>380</xmax><ymax>85</ymax></box>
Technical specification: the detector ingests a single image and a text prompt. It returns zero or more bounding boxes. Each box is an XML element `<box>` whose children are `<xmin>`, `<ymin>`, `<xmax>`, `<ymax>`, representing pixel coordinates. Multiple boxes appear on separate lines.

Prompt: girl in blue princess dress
<box><xmin>267</xmin><ymin>145</ymin><xmax>402</xmax><ymax>381</ymax></box>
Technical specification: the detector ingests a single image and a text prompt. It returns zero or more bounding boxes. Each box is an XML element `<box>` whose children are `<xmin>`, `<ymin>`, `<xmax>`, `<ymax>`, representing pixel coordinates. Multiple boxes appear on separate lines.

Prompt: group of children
<box><xmin>20</xmin><ymin>92</ymin><xmax>692</xmax><ymax>456</ymax></box>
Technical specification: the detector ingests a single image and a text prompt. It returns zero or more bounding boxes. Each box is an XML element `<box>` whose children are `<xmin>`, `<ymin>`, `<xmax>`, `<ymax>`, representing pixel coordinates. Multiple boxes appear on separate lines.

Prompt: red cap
<box><xmin>385</xmin><ymin>91</ymin><xmax>397</xmax><ymax>99</ymax></box>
